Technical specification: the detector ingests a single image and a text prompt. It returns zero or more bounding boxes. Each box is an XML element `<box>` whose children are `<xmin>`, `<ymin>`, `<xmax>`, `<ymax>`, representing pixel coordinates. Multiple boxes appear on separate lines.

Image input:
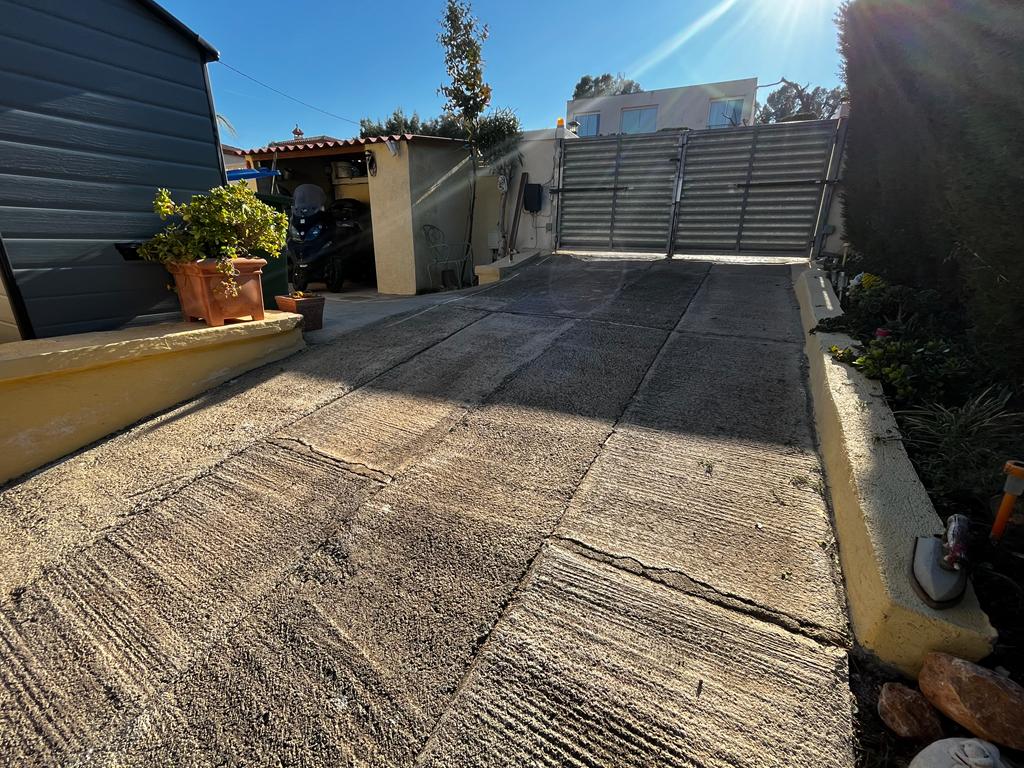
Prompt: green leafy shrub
<box><xmin>897</xmin><ymin>388</ymin><xmax>1024</xmax><ymax>511</ymax></box>
<box><xmin>816</xmin><ymin>279</ymin><xmax>962</xmax><ymax>342</ymax></box>
<box><xmin>852</xmin><ymin>338</ymin><xmax>974</xmax><ymax>405</ymax></box>
<box><xmin>140</xmin><ymin>185</ymin><xmax>287</xmax><ymax>296</ymax></box>
<box><xmin>829</xmin><ymin>345</ymin><xmax>857</xmax><ymax>364</ymax></box>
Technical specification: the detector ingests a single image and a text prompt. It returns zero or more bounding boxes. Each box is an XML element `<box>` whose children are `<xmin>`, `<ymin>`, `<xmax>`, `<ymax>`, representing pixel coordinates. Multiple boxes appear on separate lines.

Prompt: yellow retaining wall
<box><xmin>0</xmin><ymin>311</ymin><xmax>303</xmax><ymax>484</ymax></box>
<box><xmin>794</xmin><ymin>265</ymin><xmax>995</xmax><ymax>674</ymax></box>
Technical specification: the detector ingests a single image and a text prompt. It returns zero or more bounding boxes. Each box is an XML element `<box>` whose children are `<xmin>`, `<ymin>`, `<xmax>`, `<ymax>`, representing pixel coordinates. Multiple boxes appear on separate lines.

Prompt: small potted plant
<box><xmin>140</xmin><ymin>185</ymin><xmax>287</xmax><ymax>327</ymax></box>
<box><xmin>275</xmin><ymin>291</ymin><xmax>326</xmax><ymax>331</ymax></box>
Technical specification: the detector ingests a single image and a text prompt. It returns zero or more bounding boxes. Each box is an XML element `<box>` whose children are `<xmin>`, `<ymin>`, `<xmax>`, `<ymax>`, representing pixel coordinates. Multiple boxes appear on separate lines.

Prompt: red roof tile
<box><xmin>240</xmin><ymin>134</ymin><xmax>463</xmax><ymax>155</ymax></box>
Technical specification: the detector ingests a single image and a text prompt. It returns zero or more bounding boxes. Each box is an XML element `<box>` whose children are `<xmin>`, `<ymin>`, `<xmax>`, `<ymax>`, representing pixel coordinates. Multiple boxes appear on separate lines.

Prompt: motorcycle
<box><xmin>286</xmin><ymin>184</ymin><xmax>374</xmax><ymax>292</ymax></box>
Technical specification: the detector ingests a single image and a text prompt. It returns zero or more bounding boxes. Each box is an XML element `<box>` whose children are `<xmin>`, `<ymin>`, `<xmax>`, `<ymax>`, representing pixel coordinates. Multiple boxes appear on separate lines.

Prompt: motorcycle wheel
<box><xmin>326</xmin><ymin>261</ymin><xmax>345</xmax><ymax>292</ymax></box>
<box><xmin>293</xmin><ymin>271</ymin><xmax>309</xmax><ymax>292</ymax></box>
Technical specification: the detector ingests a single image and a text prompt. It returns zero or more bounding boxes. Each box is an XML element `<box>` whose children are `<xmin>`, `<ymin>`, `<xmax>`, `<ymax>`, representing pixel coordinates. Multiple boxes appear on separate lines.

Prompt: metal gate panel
<box><xmin>610</xmin><ymin>133</ymin><xmax>681</xmax><ymax>250</ymax></box>
<box><xmin>673</xmin><ymin>128</ymin><xmax>755</xmax><ymax>252</ymax></box>
<box><xmin>558</xmin><ymin>119</ymin><xmax>839</xmax><ymax>256</ymax></box>
<box><xmin>737</xmin><ymin>121</ymin><xmax>837</xmax><ymax>252</ymax></box>
<box><xmin>559</xmin><ymin>137</ymin><xmax>619</xmax><ymax>248</ymax></box>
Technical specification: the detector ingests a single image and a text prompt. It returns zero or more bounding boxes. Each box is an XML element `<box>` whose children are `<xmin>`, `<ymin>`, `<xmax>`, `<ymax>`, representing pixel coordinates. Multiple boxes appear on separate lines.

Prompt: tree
<box><xmin>476</xmin><ymin>108</ymin><xmax>523</xmax><ymax>257</ymax></box>
<box><xmin>436</xmin><ymin>0</ymin><xmax>521</xmax><ymax>262</ymax></box>
<box><xmin>572</xmin><ymin>73</ymin><xmax>643</xmax><ymax>100</ymax></box>
<box><xmin>756</xmin><ymin>79</ymin><xmax>845</xmax><ymax>123</ymax></box>
<box><xmin>359</xmin><ymin>109</ymin><xmax>463</xmax><ymax>139</ymax></box>
<box><xmin>438</xmin><ymin>0</ymin><xmax>491</xmax><ymax>140</ymax></box>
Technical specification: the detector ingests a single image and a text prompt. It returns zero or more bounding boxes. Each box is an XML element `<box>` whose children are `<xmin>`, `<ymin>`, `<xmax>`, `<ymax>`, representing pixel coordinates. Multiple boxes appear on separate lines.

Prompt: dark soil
<box><xmin>971</xmin><ymin>516</ymin><xmax>1024</xmax><ymax>681</ymax></box>
<box><xmin>849</xmin><ymin>652</ymin><xmax>919</xmax><ymax>768</ymax></box>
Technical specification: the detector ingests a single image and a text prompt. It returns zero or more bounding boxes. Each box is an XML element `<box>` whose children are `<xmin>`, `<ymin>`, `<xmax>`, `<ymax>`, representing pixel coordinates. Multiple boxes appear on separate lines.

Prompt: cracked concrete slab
<box><xmin>458</xmin><ymin>256</ymin><xmax>700</xmax><ymax>328</ymax></box>
<box><xmin>90</xmin><ymin>320</ymin><xmax>667</xmax><ymax>767</ymax></box>
<box><xmin>559</xmin><ymin>330</ymin><xmax>847</xmax><ymax>635</ymax></box>
<box><xmin>0</xmin><ymin>307</ymin><xmax>484</xmax><ymax>598</ymax></box>
<box><xmin>0</xmin><ymin>255</ymin><xmax>855</xmax><ymax>767</ymax></box>
<box><xmin>0</xmin><ymin>442</ymin><xmax>375</xmax><ymax>764</ymax></box>
<box><xmin>280</xmin><ymin>312</ymin><xmax>573</xmax><ymax>476</ymax></box>
<box><xmin>418</xmin><ymin>545</ymin><xmax>855</xmax><ymax>768</ymax></box>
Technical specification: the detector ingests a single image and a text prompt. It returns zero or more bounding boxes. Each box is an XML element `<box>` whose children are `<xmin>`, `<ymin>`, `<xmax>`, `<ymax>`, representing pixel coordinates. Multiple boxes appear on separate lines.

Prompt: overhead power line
<box><xmin>216</xmin><ymin>60</ymin><xmax>362</xmax><ymax>127</ymax></box>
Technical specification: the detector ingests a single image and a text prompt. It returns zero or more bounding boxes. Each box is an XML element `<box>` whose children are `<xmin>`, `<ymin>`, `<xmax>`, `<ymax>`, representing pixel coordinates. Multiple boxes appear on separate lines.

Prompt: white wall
<box><xmin>475</xmin><ymin>127</ymin><xmax>577</xmax><ymax>261</ymax></box>
<box><xmin>566</xmin><ymin>78</ymin><xmax>758</xmax><ymax>135</ymax></box>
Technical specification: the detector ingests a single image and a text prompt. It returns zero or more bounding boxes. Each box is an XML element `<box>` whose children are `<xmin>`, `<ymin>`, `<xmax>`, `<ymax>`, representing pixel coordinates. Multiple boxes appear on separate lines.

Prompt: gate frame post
<box><xmin>608</xmin><ymin>135</ymin><xmax>624</xmax><ymax>250</ymax></box>
<box><xmin>554</xmin><ymin>135</ymin><xmax>566</xmax><ymax>251</ymax></box>
<box><xmin>664</xmin><ymin>129</ymin><xmax>688</xmax><ymax>258</ymax></box>
<box><xmin>734</xmin><ymin>125</ymin><xmax>761</xmax><ymax>252</ymax></box>
<box><xmin>810</xmin><ymin>116</ymin><xmax>849</xmax><ymax>261</ymax></box>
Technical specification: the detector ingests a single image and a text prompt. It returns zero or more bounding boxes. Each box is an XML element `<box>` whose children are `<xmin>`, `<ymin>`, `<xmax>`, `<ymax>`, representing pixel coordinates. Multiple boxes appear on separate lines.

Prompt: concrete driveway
<box><xmin>0</xmin><ymin>255</ymin><xmax>854</xmax><ymax>767</ymax></box>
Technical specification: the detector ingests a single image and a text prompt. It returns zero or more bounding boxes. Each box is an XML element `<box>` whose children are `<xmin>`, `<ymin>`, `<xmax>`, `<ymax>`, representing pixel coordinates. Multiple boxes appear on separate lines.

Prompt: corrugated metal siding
<box><xmin>558</xmin><ymin>120</ymin><xmax>838</xmax><ymax>256</ymax></box>
<box><xmin>559</xmin><ymin>133</ymin><xmax>681</xmax><ymax>251</ymax></box>
<box><xmin>676</xmin><ymin>120</ymin><xmax>836</xmax><ymax>253</ymax></box>
<box><xmin>559</xmin><ymin>137</ymin><xmax>617</xmax><ymax>248</ymax></box>
<box><xmin>0</xmin><ymin>0</ymin><xmax>223</xmax><ymax>337</ymax></box>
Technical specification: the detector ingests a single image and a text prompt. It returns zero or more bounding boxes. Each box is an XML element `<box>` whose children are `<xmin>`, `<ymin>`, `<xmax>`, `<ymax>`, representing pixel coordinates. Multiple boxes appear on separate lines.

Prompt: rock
<box><xmin>877</xmin><ymin>682</ymin><xmax>943</xmax><ymax>741</ymax></box>
<box><xmin>918</xmin><ymin>652</ymin><xmax>1024</xmax><ymax>750</ymax></box>
<box><xmin>909</xmin><ymin>738</ymin><xmax>1004</xmax><ymax>768</ymax></box>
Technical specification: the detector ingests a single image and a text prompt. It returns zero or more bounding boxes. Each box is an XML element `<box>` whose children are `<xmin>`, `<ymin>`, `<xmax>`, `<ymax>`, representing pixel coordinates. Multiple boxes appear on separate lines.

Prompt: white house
<box><xmin>566</xmin><ymin>77</ymin><xmax>758</xmax><ymax>136</ymax></box>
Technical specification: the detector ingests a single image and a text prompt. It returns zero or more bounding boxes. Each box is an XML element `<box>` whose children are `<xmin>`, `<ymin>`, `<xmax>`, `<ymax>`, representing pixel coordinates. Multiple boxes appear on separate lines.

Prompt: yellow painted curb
<box><xmin>793</xmin><ymin>265</ymin><xmax>995</xmax><ymax>674</ymax></box>
<box><xmin>0</xmin><ymin>311</ymin><xmax>304</xmax><ymax>485</ymax></box>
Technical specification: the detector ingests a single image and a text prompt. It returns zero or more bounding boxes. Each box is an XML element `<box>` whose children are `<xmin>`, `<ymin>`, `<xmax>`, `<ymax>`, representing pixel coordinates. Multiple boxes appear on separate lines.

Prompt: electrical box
<box><xmin>523</xmin><ymin>183</ymin><xmax>543</xmax><ymax>213</ymax></box>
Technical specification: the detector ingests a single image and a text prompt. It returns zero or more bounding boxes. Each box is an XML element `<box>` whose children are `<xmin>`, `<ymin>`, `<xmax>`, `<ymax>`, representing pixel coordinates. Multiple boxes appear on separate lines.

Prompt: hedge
<box><xmin>838</xmin><ymin>0</ymin><xmax>1024</xmax><ymax>383</ymax></box>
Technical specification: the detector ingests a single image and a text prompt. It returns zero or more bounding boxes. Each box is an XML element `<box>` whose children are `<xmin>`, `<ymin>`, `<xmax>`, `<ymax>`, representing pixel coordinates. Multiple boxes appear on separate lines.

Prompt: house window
<box><xmin>574</xmin><ymin>113</ymin><xmax>600</xmax><ymax>137</ymax></box>
<box><xmin>708</xmin><ymin>98</ymin><xmax>745</xmax><ymax>128</ymax></box>
<box><xmin>620</xmin><ymin>106</ymin><xmax>658</xmax><ymax>135</ymax></box>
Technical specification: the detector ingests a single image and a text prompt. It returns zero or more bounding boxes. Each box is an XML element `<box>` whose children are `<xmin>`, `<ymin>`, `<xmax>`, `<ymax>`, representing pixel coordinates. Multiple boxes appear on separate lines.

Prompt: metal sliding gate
<box><xmin>557</xmin><ymin>119</ymin><xmax>841</xmax><ymax>256</ymax></box>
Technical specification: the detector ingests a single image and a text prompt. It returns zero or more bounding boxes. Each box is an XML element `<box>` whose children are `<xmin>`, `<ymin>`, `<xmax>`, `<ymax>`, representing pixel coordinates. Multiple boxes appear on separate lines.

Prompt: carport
<box><xmin>241</xmin><ymin>134</ymin><xmax>473</xmax><ymax>295</ymax></box>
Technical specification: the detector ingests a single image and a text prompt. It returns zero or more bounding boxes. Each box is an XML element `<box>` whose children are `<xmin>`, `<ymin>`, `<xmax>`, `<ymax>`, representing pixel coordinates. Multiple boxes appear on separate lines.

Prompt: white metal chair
<box><xmin>423</xmin><ymin>224</ymin><xmax>471</xmax><ymax>290</ymax></box>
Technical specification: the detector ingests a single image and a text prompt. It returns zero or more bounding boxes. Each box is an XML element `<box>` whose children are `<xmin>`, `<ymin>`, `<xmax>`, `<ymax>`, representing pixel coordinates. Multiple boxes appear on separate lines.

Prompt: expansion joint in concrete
<box><xmin>550</xmin><ymin>535</ymin><xmax>847</xmax><ymax>649</ymax></box>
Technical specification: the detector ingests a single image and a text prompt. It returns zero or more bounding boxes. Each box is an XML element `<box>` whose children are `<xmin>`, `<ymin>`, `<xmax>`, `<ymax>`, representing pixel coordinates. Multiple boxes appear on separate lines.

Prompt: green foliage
<box><xmin>838</xmin><ymin>0</ymin><xmax>1024</xmax><ymax>381</ymax></box>
<box><xmin>437</xmin><ymin>0</ymin><xmax>491</xmax><ymax>140</ymax></box>
<box><xmin>139</xmin><ymin>185</ymin><xmax>287</xmax><ymax>297</ymax></box>
<box><xmin>476</xmin><ymin>107</ymin><xmax>522</xmax><ymax>175</ymax></box>
<box><xmin>817</xmin><ymin>279</ymin><xmax>963</xmax><ymax>342</ymax></box>
<box><xmin>572</xmin><ymin>73</ymin><xmax>643</xmax><ymax>100</ymax></box>
<box><xmin>829</xmin><ymin>345</ymin><xmax>857</xmax><ymax>364</ymax></box>
<box><xmin>756</xmin><ymin>79</ymin><xmax>845</xmax><ymax>123</ymax></box>
<box><xmin>852</xmin><ymin>337</ymin><xmax>973</xmax><ymax>405</ymax></box>
<box><xmin>359</xmin><ymin>109</ymin><xmax>464</xmax><ymax>140</ymax></box>
<box><xmin>897</xmin><ymin>388</ymin><xmax>1024</xmax><ymax>508</ymax></box>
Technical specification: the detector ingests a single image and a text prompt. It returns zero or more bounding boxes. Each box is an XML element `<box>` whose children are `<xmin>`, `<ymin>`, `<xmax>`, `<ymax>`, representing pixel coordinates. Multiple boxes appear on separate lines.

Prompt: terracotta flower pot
<box><xmin>275</xmin><ymin>294</ymin><xmax>326</xmax><ymax>331</ymax></box>
<box><xmin>167</xmin><ymin>258</ymin><xmax>267</xmax><ymax>327</ymax></box>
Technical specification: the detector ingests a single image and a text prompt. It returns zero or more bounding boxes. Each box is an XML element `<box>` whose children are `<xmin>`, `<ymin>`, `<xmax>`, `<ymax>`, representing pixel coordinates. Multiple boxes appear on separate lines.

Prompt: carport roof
<box><xmin>241</xmin><ymin>134</ymin><xmax>466</xmax><ymax>159</ymax></box>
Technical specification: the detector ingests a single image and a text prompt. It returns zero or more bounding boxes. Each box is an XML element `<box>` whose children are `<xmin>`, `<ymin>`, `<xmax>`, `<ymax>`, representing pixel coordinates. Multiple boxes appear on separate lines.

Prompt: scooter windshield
<box><xmin>292</xmin><ymin>184</ymin><xmax>327</xmax><ymax>217</ymax></box>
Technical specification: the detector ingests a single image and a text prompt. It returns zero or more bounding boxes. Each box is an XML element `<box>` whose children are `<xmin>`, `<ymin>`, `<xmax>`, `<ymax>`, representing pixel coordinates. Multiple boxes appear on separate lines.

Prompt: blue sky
<box><xmin>162</xmin><ymin>0</ymin><xmax>845</xmax><ymax>150</ymax></box>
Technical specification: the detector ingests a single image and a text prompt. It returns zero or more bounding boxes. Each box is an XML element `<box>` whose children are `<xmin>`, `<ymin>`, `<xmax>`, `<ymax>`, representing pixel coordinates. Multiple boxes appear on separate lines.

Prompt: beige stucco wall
<box><xmin>472</xmin><ymin>174</ymin><xmax>501</xmax><ymax>265</ymax></box>
<box><xmin>567</xmin><ymin>78</ymin><xmax>758</xmax><ymax>135</ymax></box>
<box><xmin>408</xmin><ymin>142</ymin><xmax>474</xmax><ymax>291</ymax></box>
<box><xmin>366</xmin><ymin>144</ymin><xmax>416</xmax><ymax>295</ymax></box>
<box><xmin>0</xmin><ymin>312</ymin><xmax>303</xmax><ymax>483</ymax></box>
<box><xmin>474</xmin><ymin>128</ymin><xmax>573</xmax><ymax>260</ymax></box>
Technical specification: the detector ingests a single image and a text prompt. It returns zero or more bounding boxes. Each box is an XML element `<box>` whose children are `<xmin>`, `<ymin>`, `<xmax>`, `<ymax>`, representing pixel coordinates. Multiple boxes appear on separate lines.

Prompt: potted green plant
<box><xmin>140</xmin><ymin>185</ymin><xmax>287</xmax><ymax>327</ymax></box>
<box><xmin>275</xmin><ymin>291</ymin><xmax>326</xmax><ymax>331</ymax></box>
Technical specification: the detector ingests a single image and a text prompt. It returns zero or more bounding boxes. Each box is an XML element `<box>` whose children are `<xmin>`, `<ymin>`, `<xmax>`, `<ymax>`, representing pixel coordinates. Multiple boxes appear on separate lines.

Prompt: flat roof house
<box><xmin>566</xmin><ymin>77</ymin><xmax>758</xmax><ymax>137</ymax></box>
